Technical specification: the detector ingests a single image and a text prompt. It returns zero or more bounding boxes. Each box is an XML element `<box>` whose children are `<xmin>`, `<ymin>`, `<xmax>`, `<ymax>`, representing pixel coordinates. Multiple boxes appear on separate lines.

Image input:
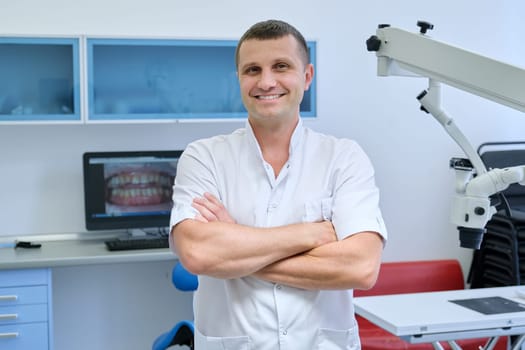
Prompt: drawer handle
<box><xmin>0</xmin><ymin>332</ymin><xmax>19</xmax><ymax>339</ymax></box>
<box><xmin>0</xmin><ymin>295</ymin><xmax>18</xmax><ymax>302</ymax></box>
<box><xmin>0</xmin><ymin>313</ymin><xmax>18</xmax><ymax>321</ymax></box>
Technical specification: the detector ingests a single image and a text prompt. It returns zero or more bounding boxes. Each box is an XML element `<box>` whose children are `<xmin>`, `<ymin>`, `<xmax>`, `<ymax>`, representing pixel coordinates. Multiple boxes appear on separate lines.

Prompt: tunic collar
<box><xmin>244</xmin><ymin>117</ymin><xmax>305</xmax><ymax>161</ymax></box>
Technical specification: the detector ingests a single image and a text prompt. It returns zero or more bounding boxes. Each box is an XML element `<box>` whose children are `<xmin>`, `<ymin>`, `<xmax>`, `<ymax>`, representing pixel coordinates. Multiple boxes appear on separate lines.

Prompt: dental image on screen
<box><xmin>103</xmin><ymin>161</ymin><xmax>176</xmax><ymax>216</ymax></box>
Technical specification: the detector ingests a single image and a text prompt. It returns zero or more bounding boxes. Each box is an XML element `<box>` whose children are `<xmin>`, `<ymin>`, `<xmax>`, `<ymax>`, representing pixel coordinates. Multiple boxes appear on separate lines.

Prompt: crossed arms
<box><xmin>171</xmin><ymin>192</ymin><xmax>384</xmax><ymax>291</ymax></box>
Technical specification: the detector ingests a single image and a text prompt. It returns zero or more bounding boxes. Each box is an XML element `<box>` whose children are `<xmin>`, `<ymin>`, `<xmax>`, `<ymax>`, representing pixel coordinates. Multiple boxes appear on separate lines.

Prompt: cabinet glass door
<box><xmin>87</xmin><ymin>38</ymin><xmax>316</xmax><ymax>121</ymax></box>
<box><xmin>0</xmin><ymin>37</ymin><xmax>80</xmax><ymax>122</ymax></box>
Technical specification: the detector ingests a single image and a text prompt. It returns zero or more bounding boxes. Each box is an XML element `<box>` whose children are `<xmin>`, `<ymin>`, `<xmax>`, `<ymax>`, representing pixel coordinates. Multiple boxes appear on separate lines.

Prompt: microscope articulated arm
<box><xmin>417</xmin><ymin>80</ymin><xmax>488</xmax><ymax>176</ymax></box>
<box><xmin>366</xmin><ymin>21</ymin><xmax>525</xmax><ymax>249</ymax></box>
<box><xmin>366</xmin><ymin>22</ymin><xmax>525</xmax><ymax>113</ymax></box>
<box><xmin>466</xmin><ymin>166</ymin><xmax>525</xmax><ymax>198</ymax></box>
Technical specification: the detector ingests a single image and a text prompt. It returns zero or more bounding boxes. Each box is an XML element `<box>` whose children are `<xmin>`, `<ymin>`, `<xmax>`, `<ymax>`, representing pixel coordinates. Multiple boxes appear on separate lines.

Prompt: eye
<box><xmin>243</xmin><ymin>66</ymin><xmax>260</xmax><ymax>75</ymax></box>
<box><xmin>274</xmin><ymin>62</ymin><xmax>289</xmax><ymax>71</ymax></box>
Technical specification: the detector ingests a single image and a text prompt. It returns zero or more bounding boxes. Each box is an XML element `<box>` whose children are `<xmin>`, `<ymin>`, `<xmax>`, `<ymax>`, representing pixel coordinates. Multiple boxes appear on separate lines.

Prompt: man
<box><xmin>170</xmin><ymin>19</ymin><xmax>387</xmax><ymax>349</ymax></box>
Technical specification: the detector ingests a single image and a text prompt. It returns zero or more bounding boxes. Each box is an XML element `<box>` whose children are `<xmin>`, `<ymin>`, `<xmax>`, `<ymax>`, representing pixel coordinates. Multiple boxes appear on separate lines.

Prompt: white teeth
<box><xmin>258</xmin><ymin>95</ymin><xmax>280</xmax><ymax>100</ymax></box>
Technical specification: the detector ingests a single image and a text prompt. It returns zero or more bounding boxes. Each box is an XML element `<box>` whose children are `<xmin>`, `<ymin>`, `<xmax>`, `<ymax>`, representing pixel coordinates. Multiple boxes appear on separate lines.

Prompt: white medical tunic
<box><xmin>170</xmin><ymin>118</ymin><xmax>387</xmax><ymax>350</ymax></box>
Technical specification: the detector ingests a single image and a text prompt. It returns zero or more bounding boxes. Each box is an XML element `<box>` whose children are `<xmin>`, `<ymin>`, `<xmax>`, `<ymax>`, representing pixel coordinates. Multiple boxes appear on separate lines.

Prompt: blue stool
<box><xmin>152</xmin><ymin>261</ymin><xmax>198</xmax><ymax>350</ymax></box>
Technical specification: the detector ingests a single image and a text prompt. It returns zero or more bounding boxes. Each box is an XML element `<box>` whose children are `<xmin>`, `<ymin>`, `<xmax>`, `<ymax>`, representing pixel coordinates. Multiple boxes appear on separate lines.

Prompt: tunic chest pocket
<box><xmin>302</xmin><ymin>197</ymin><xmax>333</xmax><ymax>222</ymax></box>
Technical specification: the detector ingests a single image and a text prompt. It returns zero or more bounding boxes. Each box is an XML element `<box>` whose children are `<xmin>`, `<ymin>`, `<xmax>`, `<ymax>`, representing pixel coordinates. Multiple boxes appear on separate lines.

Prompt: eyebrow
<box><xmin>239</xmin><ymin>57</ymin><xmax>295</xmax><ymax>70</ymax></box>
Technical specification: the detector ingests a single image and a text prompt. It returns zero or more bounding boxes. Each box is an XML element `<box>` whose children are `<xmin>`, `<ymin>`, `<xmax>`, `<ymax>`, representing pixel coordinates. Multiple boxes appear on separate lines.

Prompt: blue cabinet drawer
<box><xmin>0</xmin><ymin>304</ymin><xmax>48</xmax><ymax>324</ymax></box>
<box><xmin>0</xmin><ymin>268</ymin><xmax>52</xmax><ymax>350</ymax></box>
<box><xmin>0</xmin><ymin>269</ymin><xmax>49</xmax><ymax>287</ymax></box>
<box><xmin>0</xmin><ymin>286</ymin><xmax>48</xmax><ymax>305</ymax></box>
<box><xmin>0</xmin><ymin>322</ymin><xmax>49</xmax><ymax>350</ymax></box>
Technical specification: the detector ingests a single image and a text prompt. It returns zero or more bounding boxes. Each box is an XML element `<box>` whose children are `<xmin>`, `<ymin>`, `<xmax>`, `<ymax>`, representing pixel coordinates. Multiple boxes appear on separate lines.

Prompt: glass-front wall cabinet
<box><xmin>0</xmin><ymin>37</ymin><xmax>316</xmax><ymax>123</ymax></box>
<box><xmin>0</xmin><ymin>37</ymin><xmax>80</xmax><ymax>122</ymax></box>
<box><xmin>87</xmin><ymin>38</ymin><xmax>316</xmax><ymax>121</ymax></box>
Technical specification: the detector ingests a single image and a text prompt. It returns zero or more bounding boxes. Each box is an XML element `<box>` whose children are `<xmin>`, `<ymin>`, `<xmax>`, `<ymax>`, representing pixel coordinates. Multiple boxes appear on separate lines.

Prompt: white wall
<box><xmin>1</xmin><ymin>1</ymin><xmax>524</xmax><ymax>349</ymax></box>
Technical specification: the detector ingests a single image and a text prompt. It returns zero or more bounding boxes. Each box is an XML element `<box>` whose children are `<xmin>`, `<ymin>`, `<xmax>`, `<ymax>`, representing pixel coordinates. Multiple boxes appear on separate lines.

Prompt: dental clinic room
<box><xmin>1</xmin><ymin>0</ymin><xmax>525</xmax><ymax>349</ymax></box>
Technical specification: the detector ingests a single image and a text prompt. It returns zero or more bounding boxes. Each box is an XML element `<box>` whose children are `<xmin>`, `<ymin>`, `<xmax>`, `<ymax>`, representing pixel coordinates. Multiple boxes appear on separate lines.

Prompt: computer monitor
<box><xmin>82</xmin><ymin>150</ymin><xmax>183</xmax><ymax>233</ymax></box>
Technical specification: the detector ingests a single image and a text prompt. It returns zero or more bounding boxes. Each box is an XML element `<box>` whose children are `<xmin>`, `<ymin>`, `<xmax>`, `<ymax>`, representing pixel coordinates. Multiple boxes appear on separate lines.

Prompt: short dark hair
<box><xmin>235</xmin><ymin>19</ymin><xmax>309</xmax><ymax>69</ymax></box>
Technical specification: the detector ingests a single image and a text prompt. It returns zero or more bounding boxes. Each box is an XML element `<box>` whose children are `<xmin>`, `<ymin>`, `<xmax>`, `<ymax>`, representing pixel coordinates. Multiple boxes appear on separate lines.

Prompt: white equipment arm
<box><xmin>366</xmin><ymin>21</ymin><xmax>525</xmax><ymax>249</ymax></box>
<box><xmin>368</xmin><ymin>23</ymin><xmax>525</xmax><ymax>112</ymax></box>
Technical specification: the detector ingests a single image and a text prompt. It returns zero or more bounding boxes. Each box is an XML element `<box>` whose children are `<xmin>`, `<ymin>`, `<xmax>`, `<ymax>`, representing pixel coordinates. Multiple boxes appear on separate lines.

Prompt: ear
<box><xmin>303</xmin><ymin>63</ymin><xmax>314</xmax><ymax>91</ymax></box>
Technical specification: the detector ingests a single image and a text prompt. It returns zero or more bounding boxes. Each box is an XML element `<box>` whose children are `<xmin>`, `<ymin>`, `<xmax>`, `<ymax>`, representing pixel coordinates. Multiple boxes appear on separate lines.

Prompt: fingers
<box><xmin>192</xmin><ymin>192</ymin><xmax>236</xmax><ymax>224</ymax></box>
<box><xmin>203</xmin><ymin>192</ymin><xmax>222</xmax><ymax>206</ymax></box>
<box><xmin>192</xmin><ymin>198</ymin><xmax>218</xmax><ymax>222</ymax></box>
<box><xmin>194</xmin><ymin>214</ymin><xmax>209</xmax><ymax>223</ymax></box>
<box><xmin>310</xmin><ymin>220</ymin><xmax>337</xmax><ymax>246</ymax></box>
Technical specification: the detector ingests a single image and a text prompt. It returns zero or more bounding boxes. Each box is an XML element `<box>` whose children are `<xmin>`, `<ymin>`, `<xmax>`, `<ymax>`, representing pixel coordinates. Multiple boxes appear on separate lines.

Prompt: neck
<box><xmin>249</xmin><ymin>117</ymin><xmax>298</xmax><ymax>178</ymax></box>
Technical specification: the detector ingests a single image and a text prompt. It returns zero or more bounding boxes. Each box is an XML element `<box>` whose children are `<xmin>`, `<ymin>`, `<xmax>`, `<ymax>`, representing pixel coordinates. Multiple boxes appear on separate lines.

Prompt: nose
<box><xmin>257</xmin><ymin>69</ymin><xmax>277</xmax><ymax>90</ymax></box>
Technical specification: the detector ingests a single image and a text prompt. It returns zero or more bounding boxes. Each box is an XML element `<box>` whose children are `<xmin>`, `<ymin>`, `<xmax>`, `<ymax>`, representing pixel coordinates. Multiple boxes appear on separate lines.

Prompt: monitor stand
<box><xmin>127</xmin><ymin>228</ymin><xmax>149</xmax><ymax>238</ymax></box>
<box><xmin>126</xmin><ymin>228</ymin><xmax>162</xmax><ymax>239</ymax></box>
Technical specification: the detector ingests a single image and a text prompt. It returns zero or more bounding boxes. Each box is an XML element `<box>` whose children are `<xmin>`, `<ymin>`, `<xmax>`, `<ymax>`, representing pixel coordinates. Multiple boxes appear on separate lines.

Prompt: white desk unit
<box><xmin>0</xmin><ymin>235</ymin><xmax>176</xmax><ymax>350</ymax></box>
<box><xmin>354</xmin><ymin>286</ymin><xmax>525</xmax><ymax>350</ymax></box>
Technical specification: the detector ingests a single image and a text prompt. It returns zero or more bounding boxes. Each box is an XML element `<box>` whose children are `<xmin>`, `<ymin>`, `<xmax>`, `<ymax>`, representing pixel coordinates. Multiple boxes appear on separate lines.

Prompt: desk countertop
<box><xmin>0</xmin><ymin>235</ymin><xmax>176</xmax><ymax>270</ymax></box>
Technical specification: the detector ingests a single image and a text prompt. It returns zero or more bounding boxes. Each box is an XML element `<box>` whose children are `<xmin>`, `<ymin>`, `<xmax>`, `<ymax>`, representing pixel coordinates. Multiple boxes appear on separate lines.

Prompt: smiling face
<box><xmin>237</xmin><ymin>35</ymin><xmax>314</xmax><ymax>127</ymax></box>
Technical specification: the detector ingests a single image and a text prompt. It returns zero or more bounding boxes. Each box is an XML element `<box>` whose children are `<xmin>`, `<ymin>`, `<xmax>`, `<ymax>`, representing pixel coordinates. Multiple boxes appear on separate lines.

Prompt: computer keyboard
<box><xmin>104</xmin><ymin>236</ymin><xmax>169</xmax><ymax>251</ymax></box>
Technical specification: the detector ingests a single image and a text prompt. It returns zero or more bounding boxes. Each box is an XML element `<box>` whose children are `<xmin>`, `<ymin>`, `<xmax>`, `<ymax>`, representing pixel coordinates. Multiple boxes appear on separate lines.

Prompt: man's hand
<box><xmin>192</xmin><ymin>192</ymin><xmax>236</xmax><ymax>224</ymax></box>
<box><xmin>311</xmin><ymin>221</ymin><xmax>337</xmax><ymax>246</ymax></box>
